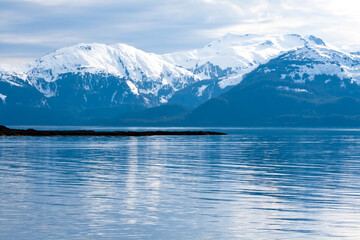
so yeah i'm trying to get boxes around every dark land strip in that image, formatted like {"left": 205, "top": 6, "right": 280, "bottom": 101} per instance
{"left": 0, "top": 125, "right": 227, "bottom": 137}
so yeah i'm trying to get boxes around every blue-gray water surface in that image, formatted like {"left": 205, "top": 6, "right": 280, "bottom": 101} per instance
{"left": 1, "top": 127, "right": 360, "bottom": 239}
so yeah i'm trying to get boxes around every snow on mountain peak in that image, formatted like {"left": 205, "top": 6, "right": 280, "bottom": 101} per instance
{"left": 0, "top": 33, "right": 330, "bottom": 90}
{"left": 1, "top": 33, "right": 359, "bottom": 107}
{"left": 0, "top": 42, "right": 199, "bottom": 99}
{"left": 277, "top": 43, "right": 360, "bottom": 85}
{"left": 27, "top": 42, "right": 194, "bottom": 83}
{"left": 162, "top": 33, "right": 327, "bottom": 88}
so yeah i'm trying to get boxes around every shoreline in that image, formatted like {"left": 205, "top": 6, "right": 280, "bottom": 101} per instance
{"left": 0, "top": 125, "right": 227, "bottom": 137}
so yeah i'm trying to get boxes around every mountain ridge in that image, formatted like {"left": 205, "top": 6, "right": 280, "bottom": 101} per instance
{"left": 2, "top": 33, "right": 360, "bottom": 126}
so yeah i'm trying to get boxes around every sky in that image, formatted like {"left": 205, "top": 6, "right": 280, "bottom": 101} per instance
{"left": 1, "top": 0, "right": 360, "bottom": 64}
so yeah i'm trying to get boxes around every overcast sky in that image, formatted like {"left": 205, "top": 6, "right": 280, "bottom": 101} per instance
{"left": 1, "top": 0, "right": 360, "bottom": 64}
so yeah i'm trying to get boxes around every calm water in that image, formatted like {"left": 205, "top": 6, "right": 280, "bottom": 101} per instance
{"left": 1, "top": 128, "right": 360, "bottom": 239}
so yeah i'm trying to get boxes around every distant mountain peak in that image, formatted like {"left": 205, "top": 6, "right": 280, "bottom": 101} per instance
{"left": 162, "top": 33, "right": 328, "bottom": 89}
{"left": 0, "top": 42, "right": 199, "bottom": 105}
{"left": 211, "top": 33, "right": 326, "bottom": 48}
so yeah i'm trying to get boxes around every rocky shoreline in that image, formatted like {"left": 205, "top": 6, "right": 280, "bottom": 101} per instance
{"left": 0, "top": 125, "right": 227, "bottom": 137}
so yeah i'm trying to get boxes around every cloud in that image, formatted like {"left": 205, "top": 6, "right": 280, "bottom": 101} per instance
{"left": 1, "top": 0, "right": 360, "bottom": 63}
{"left": 0, "top": 33, "right": 80, "bottom": 45}
{"left": 196, "top": 0, "right": 360, "bottom": 47}
{"left": 13, "top": 0, "right": 114, "bottom": 6}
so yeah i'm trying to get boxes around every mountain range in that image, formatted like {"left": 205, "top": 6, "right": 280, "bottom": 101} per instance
{"left": 1, "top": 33, "right": 360, "bottom": 126}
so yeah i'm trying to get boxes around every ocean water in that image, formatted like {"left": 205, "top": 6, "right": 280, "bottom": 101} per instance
{"left": 1, "top": 128, "right": 360, "bottom": 239}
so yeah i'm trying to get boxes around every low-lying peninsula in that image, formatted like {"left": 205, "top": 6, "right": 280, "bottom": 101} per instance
{"left": 0, "top": 125, "right": 226, "bottom": 137}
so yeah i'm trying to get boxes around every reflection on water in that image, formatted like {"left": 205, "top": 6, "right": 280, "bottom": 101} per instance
{"left": 1, "top": 128, "right": 360, "bottom": 239}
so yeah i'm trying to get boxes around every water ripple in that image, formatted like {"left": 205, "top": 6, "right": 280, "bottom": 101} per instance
{"left": 1, "top": 129, "right": 360, "bottom": 239}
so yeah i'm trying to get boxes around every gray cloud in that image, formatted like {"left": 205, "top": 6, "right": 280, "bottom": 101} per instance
{"left": 1, "top": 0, "right": 360, "bottom": 63}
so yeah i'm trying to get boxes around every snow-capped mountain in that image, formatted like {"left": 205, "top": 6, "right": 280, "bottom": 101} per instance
{"left": 2, "top": 33, "right": 360, "bottom": 125}
{"left": 277, "top": 45, "right": 360, "bottom": 84}
{"left": 163, "top": 34, "right": 327, "bottom": 87}
{"left": 0, "top": 43, "right": 198, "bottom": 107}
{"left": 187, "top": 39, "right": 360, "bottom": 126}
{"left": 163, "top": 34, "right": 338, "bottom": 107}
